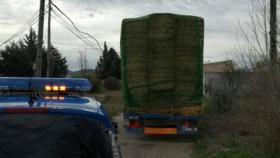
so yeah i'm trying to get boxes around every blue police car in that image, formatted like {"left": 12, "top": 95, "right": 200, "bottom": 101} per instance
{"left": 0, "top": 77, "right": 120, "bottom": 158}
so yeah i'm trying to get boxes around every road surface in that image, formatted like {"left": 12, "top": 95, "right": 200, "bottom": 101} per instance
{"left": 114, "top": 114, "right": 195, "bottom": 158}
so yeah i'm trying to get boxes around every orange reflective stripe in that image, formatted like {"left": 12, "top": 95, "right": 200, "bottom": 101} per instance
{"left": 144, "top": 127, "right": 177, "bottom": 135}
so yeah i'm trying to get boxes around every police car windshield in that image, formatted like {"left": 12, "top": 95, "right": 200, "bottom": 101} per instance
{"left": 0, "top": 114, "right": 111, "bottom": 158}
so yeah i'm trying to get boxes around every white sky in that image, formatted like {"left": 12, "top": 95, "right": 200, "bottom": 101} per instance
{"left": 0, "top": 0, "right": 250, "bottom": 71}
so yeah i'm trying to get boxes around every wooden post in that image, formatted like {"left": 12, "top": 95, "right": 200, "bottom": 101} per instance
{"left": 47, "top": 0, "right": 52, "bottom": 77}
{"left": 35, "top": 0, "right": 45, "bottom": 77}
{"left": 270, "top": 0, "right": 277, "bottom": 70}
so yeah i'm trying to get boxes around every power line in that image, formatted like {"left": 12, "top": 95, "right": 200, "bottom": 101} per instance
{"left": 9, "top": 11, "right": 39, "bottom": 40}
{"left": 52, "top": 14, "right": 95, "bottom": 48}
{"left": 51, "top": 2, "right": 103, "bottom": 53}
{"left": 51, "top": 9, "right": 98, "bottom": 48}
{"left": 0, "top": 17, "right": 38, "bottom": 47}
{"left": 0, "top": 8, "right": 49, "bottom": 48}
{"left": 51, "top": 3, "right": 102, "bottom": 51}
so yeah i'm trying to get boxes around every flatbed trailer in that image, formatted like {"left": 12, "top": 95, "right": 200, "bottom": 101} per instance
{"left": 120, "top": 13, "right": 204, "bottom": 135}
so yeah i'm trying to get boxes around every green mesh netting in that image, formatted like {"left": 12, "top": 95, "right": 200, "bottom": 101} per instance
{"left": 120, "top": 13, "right": 204, "bottom": 112}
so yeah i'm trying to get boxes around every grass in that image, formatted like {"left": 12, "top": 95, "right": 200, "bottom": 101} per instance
{"left": 192, "top": 97, "right": 255, "bottom": 158}
{"left": 214, "top": 149, "right": 253, "bottom": 158}
{"left": 193, "top": 143, "right": 254, "bottom": 158}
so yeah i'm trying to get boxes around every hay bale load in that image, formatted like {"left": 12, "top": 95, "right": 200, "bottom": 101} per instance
{"left": 121, "top": 13, "right": 204, "bottom": 113}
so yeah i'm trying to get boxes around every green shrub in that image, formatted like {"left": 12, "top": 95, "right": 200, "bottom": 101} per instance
{"left": 84, "top": 74, "right": 102, "bottom": 93}
{"left": 103, "top": 77, "right": 121, "bottom": 91}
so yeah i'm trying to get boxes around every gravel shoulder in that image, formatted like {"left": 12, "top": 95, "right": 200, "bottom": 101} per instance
{"left": 114, "top": 114, "right": 195, "bottom": 158}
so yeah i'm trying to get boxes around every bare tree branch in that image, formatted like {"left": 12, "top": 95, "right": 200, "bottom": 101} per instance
{"left": 235, "top": 0, "right": 279, "bottom": 70}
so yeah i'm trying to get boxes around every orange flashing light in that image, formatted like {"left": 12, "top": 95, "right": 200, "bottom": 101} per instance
{"left": 59, "top": 85, "right": 66, "bottom": 91}
{"left": 52, "top": 85, "right": 59, "bottom": 91}
{"left": 45, "top": 85, "right": 67, "bottom": 92}
{"left": 45, "top": 85, "right": 52, "bottom": 91}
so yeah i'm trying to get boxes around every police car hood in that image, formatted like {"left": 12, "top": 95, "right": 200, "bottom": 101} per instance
{"left": 0, "top": 95, "right": 113, "bottom": 129}
{"left": 0, "top": 96, "right": 104, "bottom": 115}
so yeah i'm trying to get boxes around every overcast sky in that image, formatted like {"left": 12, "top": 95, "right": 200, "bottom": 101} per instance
{"left": 0, "top": 0, "right": 250, "bottom": 71}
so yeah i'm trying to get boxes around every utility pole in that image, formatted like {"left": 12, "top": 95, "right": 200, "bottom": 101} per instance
{"left": 34, "top": 0, "right": 45, "bottom": 77}
{"left": 84, "top": 47, "right": 87, "bottom": 77}
{"left": 270, "top": 0, "right": 277, "bottom": 70}
{"left": 47, "top": 0, "right": 52, "bottom": 77}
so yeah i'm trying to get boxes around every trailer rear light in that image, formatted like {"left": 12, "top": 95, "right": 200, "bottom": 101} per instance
{"left": 129, "top": 120, "right": 143, "bottom": 128}
{"left": 4, "top": 108, "right": 48, "bottom": 114}
{"left": 184, "top": 121, "right": 190, "bottom": 127}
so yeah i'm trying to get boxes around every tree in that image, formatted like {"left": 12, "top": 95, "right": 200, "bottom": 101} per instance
{"left": 0, "top": 28, "right": 68, "bottom": 77}
{"left": 235, "top": 0, "right": 279, "bottom": 70}
{"left": 77, "top": 49, "right": 88, "bottom": 77}
{"left": 210, "top": 1, "right": 280, "bottom": 157}
{"left": 78, "top": 51, "right": 85, "bottom": 73}
{"left": 95, "top": 42, "right": 121, "bottom": 79}
{"left": 45, "top": 46, "right": 68, "bottom": 77}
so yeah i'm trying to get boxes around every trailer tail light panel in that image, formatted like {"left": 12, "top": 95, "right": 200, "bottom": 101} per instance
{"left": 128, "top": 120, "right": 143, "bottom": 128}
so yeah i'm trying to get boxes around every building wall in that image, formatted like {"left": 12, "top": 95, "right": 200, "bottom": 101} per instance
{"left": 203, "top": 61, "right": 233, "bottom": 95}
{"left": 204, "top": 72, "right": 225, "bottom": 95}
{"left": 203, "top": 60, "right": 233, "bottom": 73}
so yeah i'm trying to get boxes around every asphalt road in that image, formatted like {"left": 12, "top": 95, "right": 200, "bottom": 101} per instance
{"left": 114, "top": 114, "right": 195, "bottom": 158}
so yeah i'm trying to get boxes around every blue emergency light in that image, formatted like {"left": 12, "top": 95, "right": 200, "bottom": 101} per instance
{"left": 0, "top": 77, "right": 92, "bottom": 91}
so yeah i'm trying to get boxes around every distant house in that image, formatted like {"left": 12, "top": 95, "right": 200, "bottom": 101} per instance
{"left": 203, "top": 60, "right": 233, "bottom": 95}
{"left": 203, "top": 60, "right": 233, "bottom": 73}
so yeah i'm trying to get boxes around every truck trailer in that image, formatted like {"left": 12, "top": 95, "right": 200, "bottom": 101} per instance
{"left": 120, "top": 13, "right": 204, "bottom": 135}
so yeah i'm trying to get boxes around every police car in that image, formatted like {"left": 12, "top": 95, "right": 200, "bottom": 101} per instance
{"left": 0, "top": 77, "right": 120, "bottom": 158}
